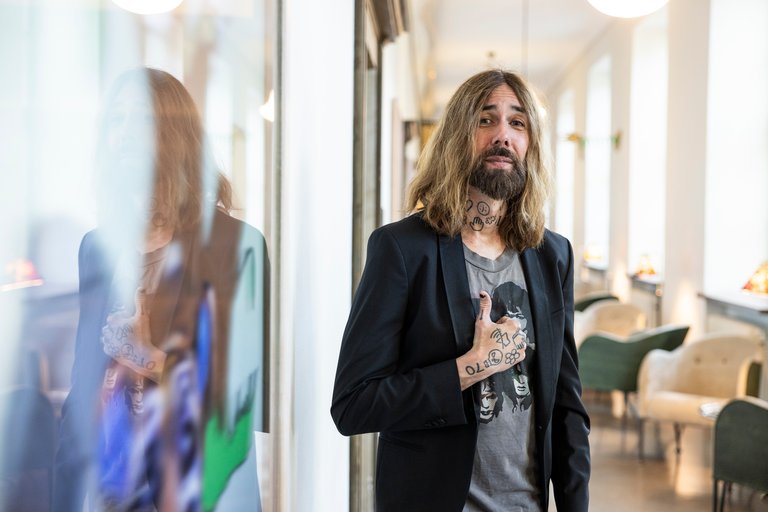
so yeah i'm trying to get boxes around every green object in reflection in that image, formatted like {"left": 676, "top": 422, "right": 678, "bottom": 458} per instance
{"left": 202, "top": 405, "right": 254, "bottom": 511}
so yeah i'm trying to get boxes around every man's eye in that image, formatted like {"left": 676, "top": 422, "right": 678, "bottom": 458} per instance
{"left": 512, "top": 119, "right": 526, "bottom": 128}
{"left": 479, "top": 118, "right": 492, "bottom": 125}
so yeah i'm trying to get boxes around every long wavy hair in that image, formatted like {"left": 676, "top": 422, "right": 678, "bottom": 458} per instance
{"left": 406, "top": 69, "right": 552, "bottom": 251}
{"left": 97, "top": 67, "right": 232, "bottom": 235}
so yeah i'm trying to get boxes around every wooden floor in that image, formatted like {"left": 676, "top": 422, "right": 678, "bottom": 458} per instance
{"left": 552, "top": 392, "right": 768, "bottom": 512}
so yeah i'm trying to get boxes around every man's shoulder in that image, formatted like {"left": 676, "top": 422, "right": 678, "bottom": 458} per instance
{"left": 542, "top": 228, "right": 570, "bottom": 250}
{"left": 376, "top": 211, "right": 436, "bottom": 239}
{"left": 527, "top": 228, "right": 572, "bottom": 260}
{"left": 369, "top": 212, "right": 443, "bottom": 257}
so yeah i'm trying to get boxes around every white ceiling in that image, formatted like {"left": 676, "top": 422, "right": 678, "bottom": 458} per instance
{"left": 409, "top": 0, "right": 615, "bottom": 117}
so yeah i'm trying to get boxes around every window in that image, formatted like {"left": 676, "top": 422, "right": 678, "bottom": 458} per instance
{"left": 583, "top": 56, "right": 612, "bottom": 267}
{"left": 554, "top": 89, "right": 576, "bottom": 241}
{"left": 628, "top": 7, "right": 668, "bottom": 278}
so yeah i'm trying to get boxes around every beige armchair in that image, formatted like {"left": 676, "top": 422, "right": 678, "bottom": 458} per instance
{"left": 636, "top": 333, "right": 763, "bottom": 459}
{"left": 574, "top": 301, "right": 647, "bottom": 348}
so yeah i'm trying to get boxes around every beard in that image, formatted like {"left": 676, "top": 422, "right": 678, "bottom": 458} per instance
{"left": 468, "top": 146, "right": 527, "bottom": 201}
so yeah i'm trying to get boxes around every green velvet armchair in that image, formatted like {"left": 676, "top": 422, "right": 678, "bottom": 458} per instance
{"left": 713, "top": 397, "right": 768, "bottom": 512}
{"left": 573, "top": 291, "right": 618, "bottom": 312}
{"left": 578, "top": 323, "right": 690, "bottom": 400}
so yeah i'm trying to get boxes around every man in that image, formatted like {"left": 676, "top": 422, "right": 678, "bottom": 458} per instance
{"left": 331, "top": 69, "right": 590, "bottom": 511}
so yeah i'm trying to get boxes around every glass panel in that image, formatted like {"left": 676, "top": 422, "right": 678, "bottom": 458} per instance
{"left": 0, "top": 2, "right": 277, "bottom": 511}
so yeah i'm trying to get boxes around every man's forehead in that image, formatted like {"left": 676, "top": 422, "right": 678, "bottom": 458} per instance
{"left": 482, "top": 84, "right": 525, "bottom": 113}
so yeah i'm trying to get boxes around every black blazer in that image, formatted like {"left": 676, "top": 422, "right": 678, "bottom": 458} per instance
{"left": 331, "top": 213, "right": 590, "bottom": 512}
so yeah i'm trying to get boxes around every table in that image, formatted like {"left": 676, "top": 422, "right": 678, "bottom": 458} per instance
{"left": 699, "top": 290, "right": 768, "bottom": 398}
{"left": 629, "top": 274, "right": 663, "bottom": 326}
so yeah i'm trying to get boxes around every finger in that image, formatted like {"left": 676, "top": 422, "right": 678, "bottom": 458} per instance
{"left": 476, "top": 291, "right": 492, "bottom": 321}
{"left": 134, "top": 287, "right": 148, "bottom": 317}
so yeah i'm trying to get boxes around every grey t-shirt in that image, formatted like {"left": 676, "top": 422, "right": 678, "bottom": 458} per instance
{"left": 462, "top": 245, "right": 541, "bottom": 512}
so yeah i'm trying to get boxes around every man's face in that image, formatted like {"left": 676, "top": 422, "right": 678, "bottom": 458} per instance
{"left": 105, "top": 81, "right": 156, "bottom": 217}
{"left": 473, "top": 84, "right": 529, "bottom": 165}
{"left": 469, "top": 84, "right": 530, "bottom": 200}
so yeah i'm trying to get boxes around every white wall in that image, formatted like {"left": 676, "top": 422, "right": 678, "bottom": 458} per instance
{"left": 281, "top": 0, "right": 354, "bottom": 510}
{"left": 628, "top": 9, "right": 668, "bottom": 277}
{"left": 547, "top": 1, "right": 768, "bottom": 337}
{"left": 704, "top": 0, "right": 768, "bottom": 293}
{"left": 547, "top": 19, "right": 636, "bottom": 302}
{"left": 663, "top": 0, "right": 710, "bottom": 335}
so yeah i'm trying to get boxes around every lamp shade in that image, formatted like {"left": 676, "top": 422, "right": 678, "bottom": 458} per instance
{"left": 112, "top": 0, "right": 183, "bottom": 15}
{"left": 587, "top": 0, "right": 668, "bottom": 18}
{"left": 743, "top": 261, "right": 768, "bottom": 295}
{"left": 1, "top": 258, "right": 43, "bottom": 292}
{"left": 633, "top": 255, "right": 657, "bottom": 277}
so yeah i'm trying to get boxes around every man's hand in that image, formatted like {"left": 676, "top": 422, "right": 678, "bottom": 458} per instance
{"left": 101, "top": 287, "right": 166, "bottom": 382}
{"left": 456, "top": 290, "right": 527, "bottom": 391}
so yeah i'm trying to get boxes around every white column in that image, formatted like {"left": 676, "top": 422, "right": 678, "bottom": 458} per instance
{"left": 281, "top": 0, "right": 355, "bottom": 510}
{"left": 663, "top": 0, "right": 711, "bottom": 337}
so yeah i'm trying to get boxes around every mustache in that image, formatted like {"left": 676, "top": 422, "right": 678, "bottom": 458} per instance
{"left": 478, "top": 146, "right": 520, "bottom": 162}
{"left": 469, "top": 146, "right": 527, "bottom": 201}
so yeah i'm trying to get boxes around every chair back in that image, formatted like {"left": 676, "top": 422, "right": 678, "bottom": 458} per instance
{"left": 581, "top": 302, "right": 647, "bottom": 338}
{"left": 579, "top": 324, "right": 689, "bottom": 392}
{"left": 672, "top": 334, "right": 761, "bottom": 397}
{"left": 713, "top": 398, "right": 768, "bottom": 494}
{"left": 574, "top": 291, "right": 618, "bottom": 312}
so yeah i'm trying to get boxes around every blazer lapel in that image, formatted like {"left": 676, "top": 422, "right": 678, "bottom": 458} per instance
{"left": 439, "top": 233, "right": 474, "bottom": 353}
{"left": 520, "top": 247, "right": 557, "bottom": 430}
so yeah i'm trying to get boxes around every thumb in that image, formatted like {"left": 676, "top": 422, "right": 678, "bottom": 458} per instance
{"left": 134, "top": 287, "right": 148, "bottom": 317}
{"left": 476, "top": 290, "right": 492, "bottom": 322}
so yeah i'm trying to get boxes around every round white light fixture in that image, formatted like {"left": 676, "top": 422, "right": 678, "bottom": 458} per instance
{"left": 587, "top": 0, "right": 668, "bottom": 18}
{"left": 112, "top": 0, "right": 184, "bottom": 15}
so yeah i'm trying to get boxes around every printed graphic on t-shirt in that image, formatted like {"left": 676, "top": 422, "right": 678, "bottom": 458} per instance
{"left": 477, "top": 281, "right": 535, "bottom": 424}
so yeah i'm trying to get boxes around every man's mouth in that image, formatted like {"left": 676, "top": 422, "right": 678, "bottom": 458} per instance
{"left": 485, "top": 155, "right": 513, "bottom": 164}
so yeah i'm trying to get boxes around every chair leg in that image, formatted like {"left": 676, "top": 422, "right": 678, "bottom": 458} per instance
{"left": 637, "top": 418, "right": 644, "bottom": 462}
{"left": 673, "top": 422, "right": 683, "bottom": 465}
{"left": 621, "top": 391, "right": 629, "bottom": 432}
{"left": 713, "top": 479, "right": 719, "bottom": 512}
{"left": 718, "top": 481, "right": 728, "bottom": 512}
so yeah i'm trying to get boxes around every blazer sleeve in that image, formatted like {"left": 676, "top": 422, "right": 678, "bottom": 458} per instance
{"left": 53, "top": 231, "right": 109, "bottom": 512}
{"left": 331, "top": 226, "right": 467, "bottom": 436}
{"left": 551, "top": 239, "right": 591, "bottom": 511}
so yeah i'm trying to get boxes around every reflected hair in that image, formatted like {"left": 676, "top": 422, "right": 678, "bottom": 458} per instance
{"left": 406, "top": 69, "right": 552, "bottom": 251}
{"left": 98, "top": 67, "right": 232, "bottom": 233}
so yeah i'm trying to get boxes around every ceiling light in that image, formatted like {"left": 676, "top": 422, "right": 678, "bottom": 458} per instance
{"left": 587, "top": 0, "right": 668, "bottom": 18}
{"left": 112, "top": 0, "right": 184, "bottom": 15}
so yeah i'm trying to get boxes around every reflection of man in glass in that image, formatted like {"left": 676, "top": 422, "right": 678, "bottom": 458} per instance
{"left": 54, "top": 67, "right": 269, "bottom": 512}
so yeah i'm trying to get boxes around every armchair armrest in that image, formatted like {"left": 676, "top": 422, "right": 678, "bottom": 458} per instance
{"left": 637, "top": 349, "right": 679, "bottom": 417}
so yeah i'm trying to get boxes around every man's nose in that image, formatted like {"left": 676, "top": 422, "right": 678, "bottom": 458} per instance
{"left": 492, "top": 126, "right": 512, "bottom": 147}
